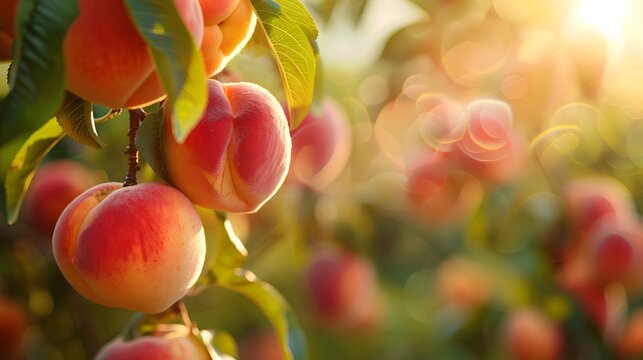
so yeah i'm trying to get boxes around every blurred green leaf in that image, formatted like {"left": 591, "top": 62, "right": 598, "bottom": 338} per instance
{"left": 218, "top": 270, "right": 307, "bottom": 360}
{"left": 56, "top": 92, "right": 102, "bottom": 149}
{"left": 0, "top": 0, "right": 78, "bottom": 145}
{"left": 135, "top": 107, "right": 166, "bottom": 180}
{"left": 206, "top": 212, "right": 249, "bottom": 278}
{"left": 208, "top": 330, "right": 239, "bottom": 358}
{"left": 5, "top": 119, "right": 65, "bottom": 224}
{"left": 250, "top": 0, "right": 319, "bottom": 130}
{"left": 124, "top": 0, "right": 207, "bottom": 144}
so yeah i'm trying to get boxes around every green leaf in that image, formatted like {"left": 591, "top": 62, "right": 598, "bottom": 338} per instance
{"left": 0, "top": 0, "right": 78, "bottom": 146}
{"left": 250, "top": 0, "right": 319, "bottom": 130}
{"left": 56, "top": 92, "right": 102, "bottom": 149}
{"left": 206, "top": 212, "right": 248, "bottom": 278}
{"left": 135, "top": 107, "right": 166, "bottom": 180}
{"left": 5, "top": 119, "right": 65, "bottom": 224}
{"left": 125, "top": 0, "right": 207, "bottom": 144}
{"left": 218, "top": 270, "right": 307, "bottom": 360}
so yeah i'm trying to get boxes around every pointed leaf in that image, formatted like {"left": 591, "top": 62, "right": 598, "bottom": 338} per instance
{"left": 218, "top": 270, "right": 307, "bottom": 360}
{"left": 125, "top": 0, "right": 207, "bottom": 143}
{"left": 205, "top": 212, "right": 248, "bottom": 278}
{"left": 135, "top": 107, "right": 166, "bottom": 180}
{"left": 56, "top": 92, "right": 102, "bottom": 149}
{"left": 250, "top": 0, "right": 319, "bottom": 130}
{"left": 0, "top": 0, "right": 78, "bottom": 145}
{"left": 5, "top": 119, "right": 65, "bottom": 224}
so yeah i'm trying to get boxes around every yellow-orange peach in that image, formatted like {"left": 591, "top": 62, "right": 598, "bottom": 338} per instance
{"left": 0, "top": 0, "right": 19, "bottom": 61}
{"left": 504, "top": 308, "right": 561, "bottom": 360}
{"left": 289, "top": 99, "right": 352, "bottom": 190}
{"left": 162, "top": 79, "right": 291, "bottom": 213}
{"left": 435, "top": 257, "right": 492, "bottom": 312}
{"left": 53, "top": 182, "right": 206, "bottom": 313}
{"left": 96, "top": 333, "right": 209, "bottom": 360}
{"left": 22, "top": 160, "right": 101, "bottom": 237}
{"left": 63, "top": 0, "right": 204, "bottom": 108}
{"left": 199, "top": 0, "right": 256, "bottom": 76}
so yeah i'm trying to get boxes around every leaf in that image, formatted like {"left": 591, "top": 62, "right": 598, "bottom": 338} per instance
{"left": 0, "top": 0, "right": 78, "bottom": 146}
{"left": 135, "top": 107, "right": 166, "bottom": 180}
{"left": 56, "top": 92, "right": 102, "bottom": 149}
{"left": 4, "top": 119, "right": 65, "bottom": 224}
{"left": 250, "top": 0, "right": 319, "bottom": 130}
{"left": 205, "top": 212, "right": 248, "bottom": 279}
{"left": 125, "top": 0, "right": 207, "bottom": 144}
{"left": 218, "top": 270, "right": 307, "bottom": 360}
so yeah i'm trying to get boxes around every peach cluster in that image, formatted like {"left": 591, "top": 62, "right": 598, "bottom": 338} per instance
{"left": 63, "top": 0, "right": 256, "bottom": 108}
{"left": 53, "top": 182, "right": 206, "bottom": 314}
{"left": 162, "top": 79, "right": 291, "bottom": 213}
{"left": 406, "top": 98, "right": 524, "bottom": 224}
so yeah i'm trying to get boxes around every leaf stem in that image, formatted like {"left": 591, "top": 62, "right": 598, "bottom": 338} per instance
{"left": 124, "top": 108, "right": 146, "bottom": 187}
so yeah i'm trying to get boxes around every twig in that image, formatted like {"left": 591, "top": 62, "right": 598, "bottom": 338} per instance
{"left": 123, "top": 108, "right": 146, "bottom": 187}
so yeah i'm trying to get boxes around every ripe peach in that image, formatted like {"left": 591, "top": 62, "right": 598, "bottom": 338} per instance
{"left": 0, "top": 297, "right": 28, "bottom": 360}
{"left": 0, "top": 0, "right": 19, "bottom": 61}
{"left": 503, "top": 308, "right": 561, "bottom": 360}
{"left": 22, "top": 160, "right": 101, "bottom": 237}
{"left": 434, "top": 257, "right": 492, "bottom": 312}
{"left": 96, "top": 333, "right": 209, "bottom": 360}
{"left": 618, "top": 310, "right": 643, "bottom": 357}
{"left": 199, "top": 0, "right": 257, "bottom": 76}
{"left": 563, "top": 176, "right": 636, "bottom": 232}
{"left": 289, "top": 99, "right": 352, "bottom": 190}
{"left": 63, "top": 0, "right": 204, "bottom": 108}
{"left": 238, "top": 330, "right": 285, "bottom": 360}
{"left": 53, "top": 182, "right": 206, "bottom": 313}
{"left": 162, "top": 79, "right": 291, "bottom": 213}
{"left": 305, "top": 249, "right": 381, "bottom": 330}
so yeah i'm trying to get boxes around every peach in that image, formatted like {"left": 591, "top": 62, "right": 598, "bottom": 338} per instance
{"left": 289, "top": 99, "right": 352, "bottom": 190}
{"left": 96, "top": 333, "right": 209, "bottom": 360}
{"left": 162, "top": 79, "right": 291, "bottom": 213}
{"left": 63, "top": 0, "right": 204, "bottom": 108}
{"left": 563, "top": 176, "right": 636, "bottom": 232}
{"left": 305, "top": 249, "right": 381, "bottom": 330}
{"left": 22, "top": 160, "right": 101, "bottom": 237}
{"left": 238, "top": 330, "right": 285, "bottom": 360}
{"left": 618, "top": 310, "right": 643, "bottom": 357}
{"left": 434, "top": 257, "right": 492, "bottom": 312}
{"left": 53, "top": 182, "right": 206, "bottom": 313}
{"left": 199, "top": 0, "right": 256, "bottom": 76}
{"left": 0, "top": 297, "right": 28, "bottom": 360}
{"left": 503, "top": 308, "right": 561, "bottom": 360}
{"left": 0, "top": 0, "right": 19, "bottom": 61}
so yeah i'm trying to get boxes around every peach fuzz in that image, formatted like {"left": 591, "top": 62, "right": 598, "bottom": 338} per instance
{"left": 63, "top": 0, "right": 204, "bottom": 108}
{"left": 0, "top": 0, "right": 19, "bottom": 61}
{"left": 53, "top": 182, "right": 206, "bottom": 314}
{"left": 22, "top": 160, "right": 101, "bottom": 237}
{"left": 0, "top": 297, "right": 28, "bottom": 360}
{"left": 199, "top": 0, "right": 256, "bottom": 76}
{"left": 289, "top": 99, "right": 352, "bottom": 190}
{"left": 96, "top": 333, "right": 209, "bottom": 360}
{"left": 503, "top": 308, "right": 561, "bottom": 360}
{"left": 305, "top": 249, "right": 381, "bottom": 330}
{"left": 162, "top": 79, "right": 291, "bottom": 213}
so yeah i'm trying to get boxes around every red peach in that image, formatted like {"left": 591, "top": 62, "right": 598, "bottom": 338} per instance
{"left": 53, "top": 182, "right": 206, "bottom": 313}
{"left": 238, "top": 330, "right": 285, "bottom": 360}
{"left": 0, "top": 297, "right": 28, "bottom": 360}
{"left": 22, "top": 160, "right": 101, "bottom": 237}
{"left": 305, "top": 249, "right": 381, "bottom": 330}
{"left": 504, "top": 308, "right": 562, "bottom": 360}
{"left": 563, "top": 176, "right": 636, "bottom": 232}
{"left": 289, "top": 99, "right": 352, "bottom": 190}
{"left": 63, "top": 0, "right": 204, "bottom": 108}
{"left": 0, "top": 0, "right": 19, "bottom": 61}
{"left": 162, "top": 79, "right": 291, "bottom": 213}
{"left": 96, "top": 333, "right": 209, "bottom": 360}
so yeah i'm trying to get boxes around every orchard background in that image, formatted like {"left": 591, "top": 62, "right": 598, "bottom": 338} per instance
{"left": 2, "top": 0, "right": 643, "bottom": 359}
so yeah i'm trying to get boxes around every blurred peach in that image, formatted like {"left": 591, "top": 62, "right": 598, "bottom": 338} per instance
{"left": 0, "top": 296, "right": 28, "bottom": 360}
{"left": 435, "top": 257, "right": 492, "bottom": 312}
{"left": 503, "top": 308, "right": 562, "bottom": 360}
{"left": 238, "top": 330, "right": 284, "bottom": 360}
{"left": 618, "top": 310, "right": 643, "bottom": 357}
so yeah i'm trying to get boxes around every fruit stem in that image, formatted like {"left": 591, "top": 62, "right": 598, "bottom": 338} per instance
{"left": 124, "top": 108, "right": 146, "bottom": 187}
